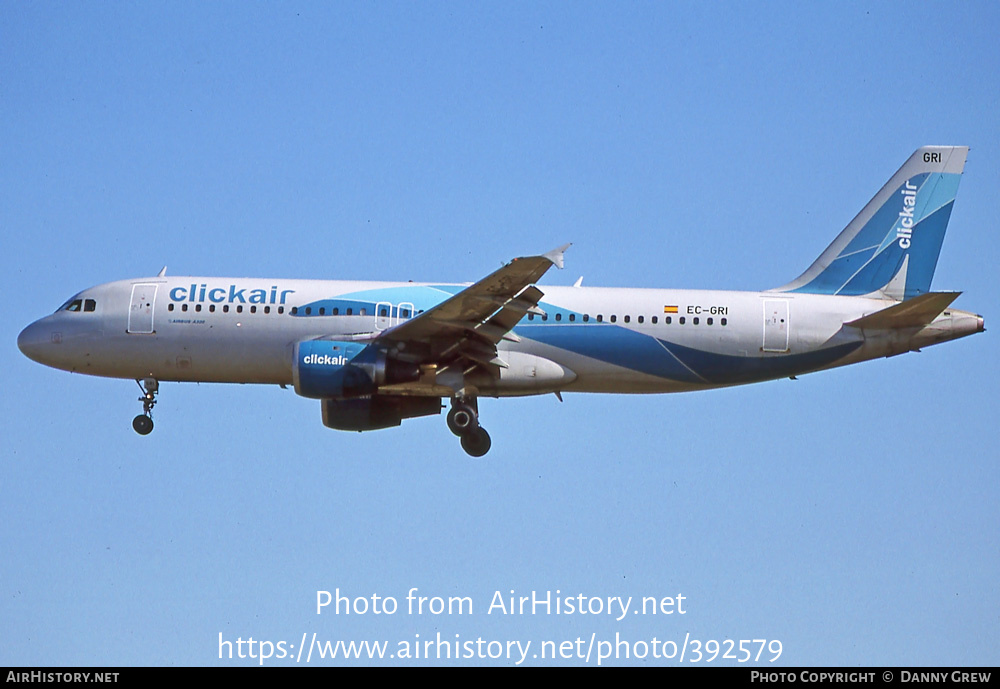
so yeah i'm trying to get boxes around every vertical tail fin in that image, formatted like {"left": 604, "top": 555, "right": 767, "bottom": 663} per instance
{"left": 774, "top": 146, "right": 968, "bottom": 300}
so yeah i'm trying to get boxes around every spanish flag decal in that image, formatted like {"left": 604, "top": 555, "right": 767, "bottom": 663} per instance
{"left": 663, "top": 305, "right": 679, "bottom": 314}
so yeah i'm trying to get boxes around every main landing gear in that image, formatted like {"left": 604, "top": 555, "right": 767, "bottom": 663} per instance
{"left": 132, "top": 377, "right": 158, "bottom": 435}
{"left": 447, "top": 397, "right": 491, "bottom": 457}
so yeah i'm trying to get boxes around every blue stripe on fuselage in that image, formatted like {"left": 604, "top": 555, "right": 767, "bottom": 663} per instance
{"left": 518, "top": 323, "right": 862, "bottom": 385}
{"left": 517, "top": 323, "right": 706, "bottom": 383}
{"left": 662, "top": 338, "right": 862, "bottom": 384}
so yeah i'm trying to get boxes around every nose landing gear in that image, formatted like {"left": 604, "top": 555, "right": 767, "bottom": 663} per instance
{"left": 447, "top": 397, "right": 491, "bottom": 457}
{"left": 132, "top": 378, "right": 158, "bottom": 435}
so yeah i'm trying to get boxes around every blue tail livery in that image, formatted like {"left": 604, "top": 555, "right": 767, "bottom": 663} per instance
{"left": 775, "top": 146, "right": 968, "bottom": 300}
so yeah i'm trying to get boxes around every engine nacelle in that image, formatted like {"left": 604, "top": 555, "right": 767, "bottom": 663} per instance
{"left": 322, "top": 396, "right": 441, "bottom": 432}
{"left": 293, "top": 340, "right": 419, "bottom": 400}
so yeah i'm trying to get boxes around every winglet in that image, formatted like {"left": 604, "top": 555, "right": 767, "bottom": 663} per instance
{"left": 543, "top": 243, "right": 571, "bottom": 270}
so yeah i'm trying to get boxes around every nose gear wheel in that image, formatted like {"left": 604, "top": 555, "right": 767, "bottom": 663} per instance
{"left": 133, "top": 378, "right": 158, "bottom": 435}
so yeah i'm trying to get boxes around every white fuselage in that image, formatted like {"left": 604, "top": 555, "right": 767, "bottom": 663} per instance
{"left": 17, "top": 276, "right": 983, "bottom": 397}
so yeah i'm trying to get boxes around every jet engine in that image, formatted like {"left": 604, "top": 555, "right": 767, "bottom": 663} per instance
{"left": 293, "top": 340, "right": 420, "bottom": 400}
{"left": 321, "top": 396, "right": 441, "bottom": 431}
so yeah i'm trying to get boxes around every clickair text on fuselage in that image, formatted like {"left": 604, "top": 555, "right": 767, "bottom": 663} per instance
{"left": 169, "top": 284, "right": 296, "bottom": 305}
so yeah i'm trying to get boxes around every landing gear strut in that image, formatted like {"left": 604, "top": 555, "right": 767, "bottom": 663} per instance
{"left": 133, "top": 378, "right": 158, "bottom": 435}
{"left": 448, "top": 397, "right": 491, "bottom": 457}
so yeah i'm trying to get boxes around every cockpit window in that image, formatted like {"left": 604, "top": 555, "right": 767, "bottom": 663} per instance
{"left": 57, "top": 297, "right": 97, "bottom": 313}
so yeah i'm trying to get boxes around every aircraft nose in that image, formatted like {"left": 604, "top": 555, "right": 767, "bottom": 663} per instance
{"left": 17, "top": 320, "right": 50, "bottom": 363}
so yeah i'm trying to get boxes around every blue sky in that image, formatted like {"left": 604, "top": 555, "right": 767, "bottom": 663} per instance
{"left": 2, "top": 2, "right": 997, "bottom": 666}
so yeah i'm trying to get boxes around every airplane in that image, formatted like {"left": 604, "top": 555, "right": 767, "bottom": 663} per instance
{"left": 17, "top": 146, "right": 984, "bottom": 457}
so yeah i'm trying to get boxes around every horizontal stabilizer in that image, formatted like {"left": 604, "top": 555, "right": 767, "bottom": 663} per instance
{"left": 846, "top": 292, "right": 960, "bottom": 330}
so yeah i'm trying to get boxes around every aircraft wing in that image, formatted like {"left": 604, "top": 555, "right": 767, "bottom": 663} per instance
{"left": 376, "top": 244, "right": 569, "bottom": 372}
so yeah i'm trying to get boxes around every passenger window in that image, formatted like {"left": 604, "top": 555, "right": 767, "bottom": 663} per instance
{"left": 652, "top": 316, "right": 658, "bottom": 324}
{"left": 305, "top": 307, "right": 312, "bottom": 315}
{"left": 721, "top": 318, "right": 727, "bottom": 326}
{"left": 583, "top": 314, "right": 589, "bottom": 322}
{"left": 679, "top": 316, "right": 685, "bottom": 324}
{"left": 665, "top": 316, "right": 672, "bottom": 324}
{"left": 555, "top": 314, "right": 562, "bottom": 322}
{"left": 346, "top": 308, "right": 353, "bottom": 316}
{"left": 224, "top": 305, "right": 231, "bottom": 313}
{"left": 319, "top": 307, "right": 325, "bottom": 315}
{"left": 333, "top": 308, "right": 339, "bottom": 315}
{"left": 569, "top": 314, "right": 575, "bottom": 322}
{"left": 624, "top": 315, "right": 630, "bottom": 323}
{"left": 707, "top": 317, "right": 713, "bottom": 325}
{"left": 182, "top": 304, "right": 188, "bottom": 312}
{"left": 610, "top": 315, "right": 617, "bottom": 323}
{"left": 597, "top": 315, "right": 603, "bottom": 322}
{"left": 638, "top": 315, "right": 644, "bottom": 324}
{"left": 693, "top": 317, "right": 699, "bottom": 325}
{"left": 250, "top": 306, "right": 257, "bottom": 314}
{"left": 237, "top": 305, "right": 243, "bottom": 314}
{"left": 168, "top": 303, "right": 175, "bottom": 312}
